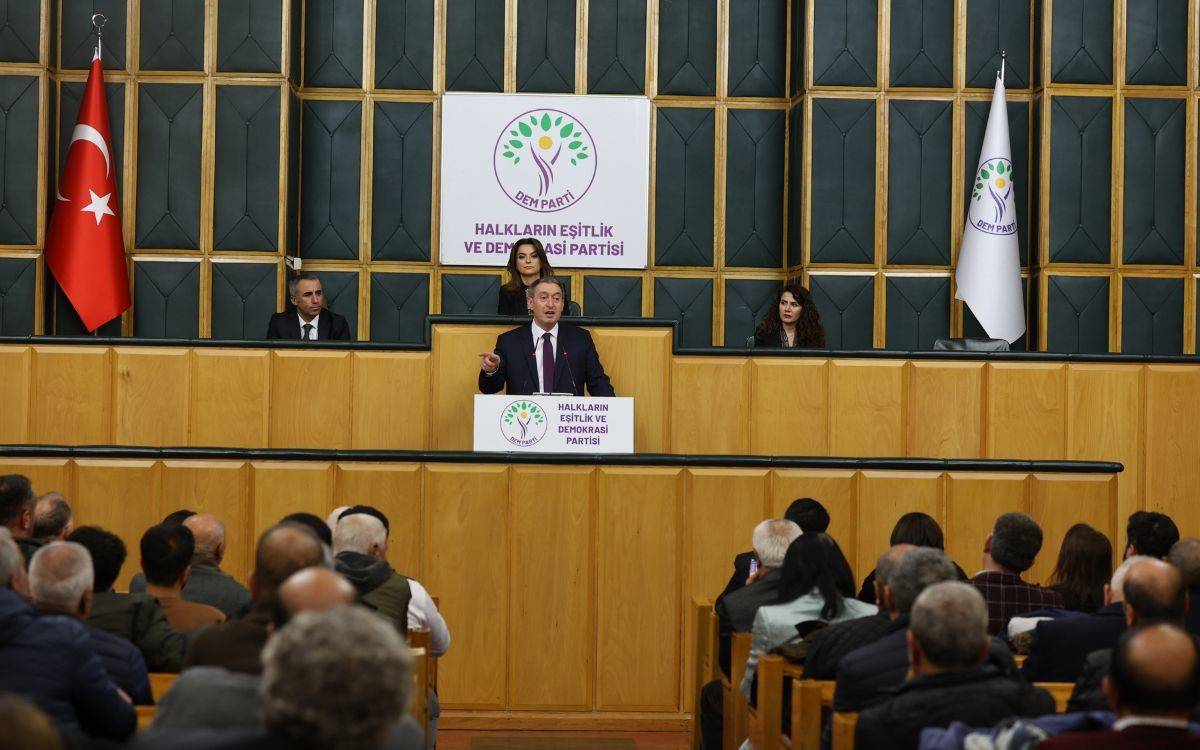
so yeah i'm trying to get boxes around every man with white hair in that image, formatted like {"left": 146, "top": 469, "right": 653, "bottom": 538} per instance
{"left": 30, "top": 492, "right": 73, "bottom": 541}
{"left": 332, "top": 509, "right": 449, "bottom": 656}
{"left": 0, "top": 528, "right": 136, "bottom": 742}
{"left": 1023, "top": 555, "right": 1143, "bottom": 682}
{"left": 855, "top": 582, "right": 1055, "bottom": 749}
{"left": 29, "top": 541, "right": 152, "bottom": 704}
{"left": 131, "top": 512, "right": 253, "bottom": 617}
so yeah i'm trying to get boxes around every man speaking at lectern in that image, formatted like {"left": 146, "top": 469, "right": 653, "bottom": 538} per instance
{"left": 478, "top": 276, "right": 614, "bottom": 397}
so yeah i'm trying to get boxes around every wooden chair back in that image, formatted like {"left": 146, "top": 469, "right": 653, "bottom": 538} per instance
{"left": 148, "top": 672, "right": 176, "bottom": 703}
{"left": 408, "top": 628, "right": 437, "bottom": 742}
{"left": 691, "top": 597, "right": 715, "bottom": 750}
{"left": 1034, "top": 681, "right": 1074, "bottom": 713}
{"left": 724, "top": 631, "right": 752, "bottom": 749}
{"left": 790, "top": 679, "right": 833, "bottom": 750}
{"left": 135, "top": 705, "right": 156, "bottom": 731}
{"left": 831, "top": 711, "right": 857, "bottom": 750}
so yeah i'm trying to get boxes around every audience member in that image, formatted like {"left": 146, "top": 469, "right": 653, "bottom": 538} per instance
{"left": 28, "top": 541, "right": 152, "bottom": 704}
{"left": 699, "top": 518, "right": 801, "bottom": 750}
{"left": 856, "top": 513, "right": 968, "bottom": 604}
{"left": 719, "top": 498, "right": 829, "bottom": 600}
{"left": 140, "top": 524, "right": 226, "bottom": 633}
{"left": 834, "top": 547, "right": 1020, "bottom": 712}
{"left": 333, "top": 510, "right": 449, "bottom": 654}
{"left": 68, "top": 525, "right": 187, "bottom": 673}
{"left": 854, "top": 582, "right": 1054, "bottom": 750}
{"left": 280, "top": 512, "right": 333, "bottom": 547}
{"left": 0, "top": 474, "right": 40, "bottom": 562}
{"left": 151, "top": 567, "right": 357, "bottom": 731}
{"left": 1041, "top": 623, "right": 1200, "bottom": 749}
{"left": 1125, "top": 511, "right": 1180, "bottom": 560}
{"left": 0, "top": 693, "right": 63, "bottom": 750}
{"left": 1023, "top": 554, "right": 1141, "bottom": 683}
{"left": 1068, "top": 557, "right": 1189, "bottom": 711}
{"left": 184, "top": 522, "right": 325, "bottom": 674}
{"left": 134, "top": 606, "right": 419, "bottom": 750}
{"left": 804, "top": 544, "right": 913, "bottom": 679}
{"left": 972, "top": 512, "right": 1064, "bottom": 634}
{"left": 161, "top": 509, "right": 196, "bottom": 526}
{"left": 0, "top": 528, "right": 136, "bottom": 742}
{"left": 130, "top": 512, "right": 253, "bottom": 617}
{"left": 715, "top": 518, "right": 801, "bottom": 674}
{"left": 740, "top": 534, "right": 874, "bottom": 700}
{"left": 29, "top": 493, "right": 73, "bottom": 541}
{"left": 1168, "top": 537, "right": 1200, "bottom": 635}
{"left": 1046, "top": 523, "right": 1113, "bottom": 614}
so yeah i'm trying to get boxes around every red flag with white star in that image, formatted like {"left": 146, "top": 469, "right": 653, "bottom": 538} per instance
{"left": 44, "top": 53, "right": 129, "bottom": 332}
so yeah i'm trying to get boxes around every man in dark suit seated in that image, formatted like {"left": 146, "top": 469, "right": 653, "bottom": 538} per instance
{"left": 478, "top": 276, "right": 613, "bottom": 396}
{"left": 265, "top": 272, "right": 353, "bottom": 341}
{"left": 1023, "top": 554, "right": 1141, "bottom": 682}
{"left": 1068, "top": 557, "right": 1189, "bottom": 712}
{"left": 1125, "top": 510, "right": 1179, "bottom": 560}
{"left": 855, "top": 582, "right": 1055, "bottom": 750}
{"left": 719, "top": 498, "right": 830, "bottom": 601}
{"left": 1040, "top": 623, "right": 1200, "bottom": 749}
{"left": 1168, "top": 538, "right": 1200, "bottom": 636}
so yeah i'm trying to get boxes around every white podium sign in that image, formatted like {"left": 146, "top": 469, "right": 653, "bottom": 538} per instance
{"left": 473, "top": 395, "right": 634, "bottom": 453}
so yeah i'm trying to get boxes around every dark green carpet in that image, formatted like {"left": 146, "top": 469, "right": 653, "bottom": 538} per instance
{"left": 469, "top": 739, "right": 637, "bottom": 750}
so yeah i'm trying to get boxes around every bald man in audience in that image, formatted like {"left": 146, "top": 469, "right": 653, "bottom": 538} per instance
{"left": 1068, "top": 556, "right": 1189, "bottom": 712}
{"left": 1169, "top": 538, "right": 1200, "bottom": 635}
{"left": 150, "top": 567, "right": 357, "bottom": 732}
{"left": 1041, "top": 623, "right": 1200, "bottom": 749}
{"left": 131, "top": 512, "right": 253, "bottom": 617}
{"left": 184, "top": 522, "right": 325, "bottom": 675}
{"left": 30, "top": 493, "right": 72, "bottom": 541}
{"left": 29, "top": 542, "right": 152, "bottom": 704}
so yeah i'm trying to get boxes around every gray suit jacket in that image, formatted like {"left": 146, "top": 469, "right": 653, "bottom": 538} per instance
{"left": 130, "top": 561, "right": 253, "bottom": 618}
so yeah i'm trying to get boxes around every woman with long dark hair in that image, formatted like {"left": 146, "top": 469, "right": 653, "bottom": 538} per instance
{"left": 739, "top": 534, "right": 875, "bottom": 698}
{"left": 1048, "top": 523, "right": 1112, "bottom": 613}
{"left": 856, "top": 512, "right": 969, "bottom": 603}
{"left": 497, "top": 237, "right": 570, "bottom": 315}
{"left": 753, "top": 280, "right": 825, "bottom": 348}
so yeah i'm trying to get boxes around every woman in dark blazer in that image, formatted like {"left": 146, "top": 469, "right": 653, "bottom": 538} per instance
{"left": 497, "top": 237, "right": 571, "bottom": 315}
{"left": 753, "top": 280, "right": 825, "bottom": 348}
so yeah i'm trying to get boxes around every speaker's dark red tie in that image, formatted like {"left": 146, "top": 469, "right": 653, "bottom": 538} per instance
{"left": 541, "top": 332, "right": 555, "bottom": 392}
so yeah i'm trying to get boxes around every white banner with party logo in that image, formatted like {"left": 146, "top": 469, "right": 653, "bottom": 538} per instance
{"left": 473, "top": 395, "right": 635, "bottom": 453}
{"left": 439, "top": 93, "right": 650, "bottom": 269}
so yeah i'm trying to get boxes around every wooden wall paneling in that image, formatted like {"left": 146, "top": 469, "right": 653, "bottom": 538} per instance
{"left": 160, "top": 460, "right": 252, "bottom": 584}
{"left": 249, "top": 462, "right": 335, "bottom": 543}
{"left": 0, "top": 347, "right": 30, "bottom": 443}
{"left": 506, "top": 466, "right": 594, "bottom": 710}
{"left": 190, "top": 349, "right": 270, "bottom": 448}
{"left": 72, "top": 460, "right": 161, "bottom": 591}
{"left": 985, "top": 363, "right": 1067, "bottom": 459}
{"left": 943, "top": 472, "right": 1030, "bottom": 577}
{"left": 1144, "top": 365, "right": 1200, "bottom": 533}
{"left": 906, "top": 361, "right": 984, "bottom": 458}
{"left": 430, "top": 323, "right": 509, "bottom": 450}
{"left": 422, "top": 464, "right": 509, "bottom": 708}
{"left": 856, "top": 471, "right": 943, "bottom": 582}
{"left": 30, "top": 346, "right": 112, "bottom": 444}
{"left": 350, "top": 352, "right": 431, "bottom": 450}
{"left": 768, "top": 470, "right": 858, "bottom": 576}
{"left": 0, "top": 459, "right": 74, "bottom": 502}
{"left": 333, "top": 463, "right": 424, "bottom": 582}
{"left": 748, "top": 358, "right": 829, "bottom": 456}
{"left": 669, "top": 357, "right": 750, "bottom": 454}
{"left": 596, "top": 467, "right": 683, "bottom": 710}
{"left": 268, "top": 350, "right": 352, "bottom": 449}
{"left": 828, "top": 360, "right": 905, "bottom": 457}
{"left": 1065, "top": 364, "right": 1143, "bottom": 531}
{"left": 113, "top": 348, "right": 191, "bottom": 446}
{"left": 591, "top": 328, "right": 672, "bottom": 452}
{"left": 1028, "top": 473, "right": 1118, "bottom": 586}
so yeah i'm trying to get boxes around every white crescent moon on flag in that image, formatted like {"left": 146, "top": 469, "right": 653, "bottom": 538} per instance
{"left": 55, "top": 124, "right": 112, "bottom": 201}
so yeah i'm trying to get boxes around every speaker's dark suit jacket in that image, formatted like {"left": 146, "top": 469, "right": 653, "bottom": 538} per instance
{"left": 478, "top": 323, "right": 614, "bottom": 396}
{"left": 1021, "top": 602, "right": 1126, "bottom": 682}
{"left": 265, "top": 310, "right": 352, "bottom": 341}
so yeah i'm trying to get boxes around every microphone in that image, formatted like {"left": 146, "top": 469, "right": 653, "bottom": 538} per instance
{"left": 561, "top": 349, "right": 579, "bottom": 395}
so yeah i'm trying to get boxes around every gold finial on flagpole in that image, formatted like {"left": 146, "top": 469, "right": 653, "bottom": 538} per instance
{"left": 999, "top": 49, "right": 1007, "bottom": 83}
{"left": 91, "top": 13, "right": 105, "bottom": 61}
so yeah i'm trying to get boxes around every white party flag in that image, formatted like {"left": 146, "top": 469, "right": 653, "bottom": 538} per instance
{"left": 955, "top": 62, "right": 1026, "bottom": 343}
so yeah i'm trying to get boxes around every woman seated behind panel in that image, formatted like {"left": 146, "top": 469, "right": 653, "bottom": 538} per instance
{"left": 497, "top": 237, "right": 571, "bottom": 316}
{"left": 753, "top": 280, "right": 825, "bottom": 348}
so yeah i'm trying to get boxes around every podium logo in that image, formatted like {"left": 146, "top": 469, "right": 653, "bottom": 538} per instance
{"left": 494, "top": 109, "right": 597, "bottom": 213}
{"left": 968, "top": 157, "right": 1017, "bottom": 236}
{"left": 501, "top": 400, "right": 548, "bottom": 447}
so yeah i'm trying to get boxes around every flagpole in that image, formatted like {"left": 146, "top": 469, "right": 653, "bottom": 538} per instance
{"left": 91, "top": 13, "right": 104, "bottom": 61}
{"left": 999, "top": 49, "right": 1006, "bottom": 83}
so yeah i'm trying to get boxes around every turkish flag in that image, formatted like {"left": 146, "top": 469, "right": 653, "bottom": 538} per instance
{"left": 45, "top": 55, "right": 129, "bottom": 332}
